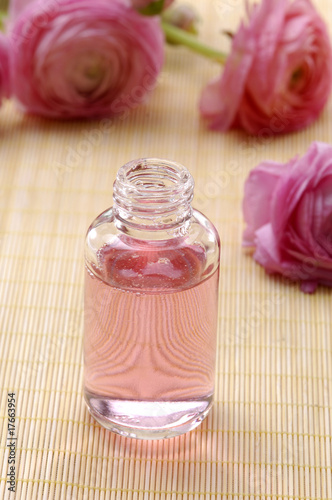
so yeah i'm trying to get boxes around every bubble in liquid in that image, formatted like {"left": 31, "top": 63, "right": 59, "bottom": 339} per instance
{"left": 157, "top": 257, "right": 170, "bottom": 265}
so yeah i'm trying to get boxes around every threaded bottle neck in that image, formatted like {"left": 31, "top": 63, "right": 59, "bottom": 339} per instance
{"left": 113, "top": 158, "right": 194, "bottom": 230}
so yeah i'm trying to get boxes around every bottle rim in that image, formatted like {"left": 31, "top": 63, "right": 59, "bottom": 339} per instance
{"left": 113, "top": 158, "right": 194, "bottom": 229}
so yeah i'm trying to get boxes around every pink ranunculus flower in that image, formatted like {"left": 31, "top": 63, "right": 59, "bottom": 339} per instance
{"left": 0, "top": 34, "right": 10, "bottom": 103}
{"left": 200, "top": 0, "right": 332, "bottom": 135}
{"left": 243, "top": 142, "right": 332, "bottom": 293}
{"left": 9, "top": 0, "right": 164, "bottom": 119}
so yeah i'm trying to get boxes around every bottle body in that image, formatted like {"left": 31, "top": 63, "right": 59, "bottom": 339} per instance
{"left": 84, "top": 159, "right": 220, "bottom": 439}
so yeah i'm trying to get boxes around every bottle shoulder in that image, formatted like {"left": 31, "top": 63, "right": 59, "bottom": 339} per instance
{"left": 85, "top": 207, "right": 219, "bottom": 243}
{"left": 85, "top": 207, "right": 220, "bottom": 292}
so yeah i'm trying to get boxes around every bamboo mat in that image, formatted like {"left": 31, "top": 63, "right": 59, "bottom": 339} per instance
{"left": 1, "top": 1, "right": 332, "bottom": 498}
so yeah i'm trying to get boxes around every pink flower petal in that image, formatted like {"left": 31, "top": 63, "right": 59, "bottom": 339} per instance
{"left": 199, "top": 21, "right": 255, "bottom": 131}
{"left": 300, "top": 281, "right": 318, "bottom": 293}
{"left": 253, "top": 223, "right": 284, "bottom": 274}
{"left": 9, "top": 0, "right": 34, "bottom": 22}
{"left": 0, "top": 34, "right": 11, "bottom": 103}
{"left": 243, "top": 161, "right": 288, "bottom": 246}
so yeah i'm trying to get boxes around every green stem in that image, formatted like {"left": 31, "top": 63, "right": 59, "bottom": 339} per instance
{"left": 161, "top": 21, "right": 227, "bottom": 65}
{"left": 0, "top": 11, "right": 7, "bottom": 32}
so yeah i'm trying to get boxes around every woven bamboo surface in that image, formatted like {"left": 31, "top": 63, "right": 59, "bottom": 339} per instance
{"left": 1, "top": 1, "right": 332, "bottom": 498}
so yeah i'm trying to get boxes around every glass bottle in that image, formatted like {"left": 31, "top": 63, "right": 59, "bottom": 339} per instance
{"left": 84, "top": 158, "right": 220, "bottom": 439}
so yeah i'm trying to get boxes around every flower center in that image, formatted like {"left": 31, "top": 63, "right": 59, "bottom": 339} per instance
{"left": 289, "top": 66, "right": 305, "bottom": 91}
{"left": 68, "top": 52, "right": 108, "bottom": 96}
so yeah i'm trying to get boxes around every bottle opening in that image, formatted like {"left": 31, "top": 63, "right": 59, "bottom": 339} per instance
{"left": 113, "top": 158, "right": 194, "bottom": 229}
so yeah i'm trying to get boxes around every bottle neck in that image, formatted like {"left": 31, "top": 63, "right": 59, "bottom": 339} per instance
{"left": 113, "top": 158, "right": 194, "bottom": 230}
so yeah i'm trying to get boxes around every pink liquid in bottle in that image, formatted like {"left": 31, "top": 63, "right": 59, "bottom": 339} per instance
{"left": 84, "top": 241, "right": 219, "bottom": 438}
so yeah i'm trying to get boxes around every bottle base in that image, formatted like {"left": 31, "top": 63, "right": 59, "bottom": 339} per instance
{"left": 84, "top": 390, "right": 213, "bottom": 439}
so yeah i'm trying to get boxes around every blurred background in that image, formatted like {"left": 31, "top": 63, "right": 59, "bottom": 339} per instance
{"left": 0, "top": 1, "right": 331, "bottom": 499}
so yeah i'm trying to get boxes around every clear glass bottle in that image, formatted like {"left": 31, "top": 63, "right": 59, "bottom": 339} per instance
{"left": 84, "top": 158, "right": 220, "bottom": 439}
